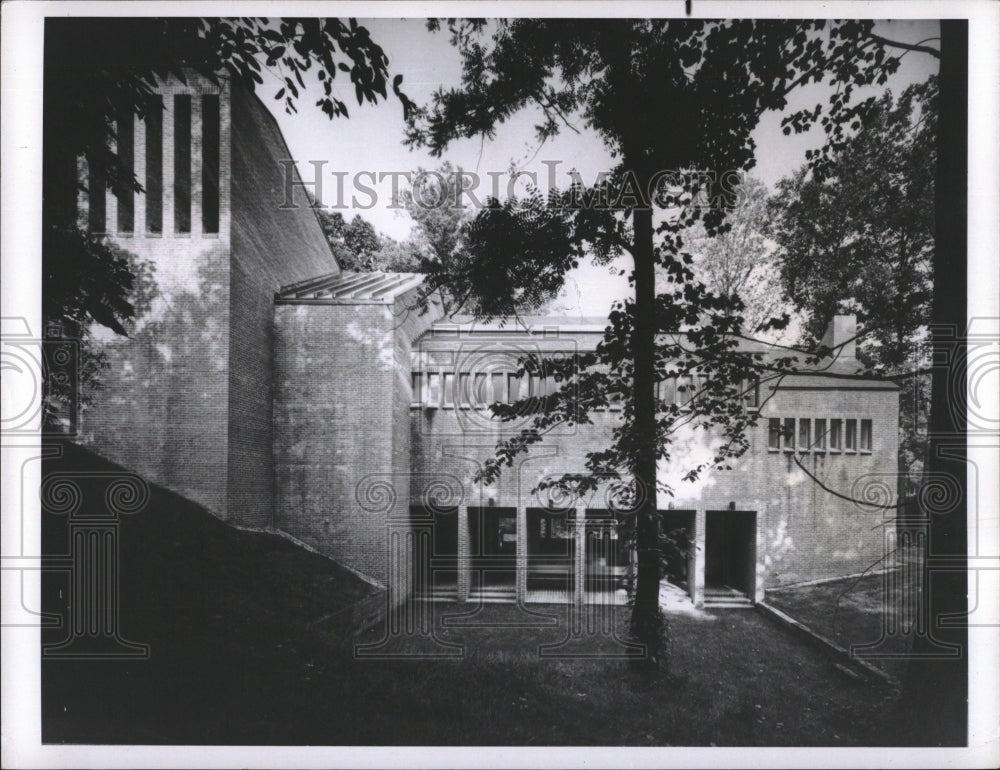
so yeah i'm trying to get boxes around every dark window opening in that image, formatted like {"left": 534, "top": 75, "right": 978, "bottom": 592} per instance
{"left": 767, "top": 418, "right": 781, "bottom": 451}
{"left": 87, "top": 148, "right": 105, "bottom": 233}
{"left": 798, "top": 418, "right": 811, "bottom": 452}
{"left": 144, "top": 97, "right": 163, "bottom": 233}
{"left": 814, "top": 418, "right": 827, "bottom": 451}
{"left": 201, "top": 94, "right": 220, "bottom": 234}
{"left": 115, "top": 106, "right": 134, "bottom": 233}
{"left": 845, "top": 419, "right": 857, "bottom": 452}
{"left": 783, "top": 417, "right": 796, "bottom": 451}
{"left": 173, "top": 95, "right": 191, "bottom": 233}
{"left": 830, "top": 419, "right": 842, "bottom": 450}
{"left": 411, "top": 372, "right": 422, "bottom": 404}
{"left": 860, "top": 419, "right": 873, "bottom": 452}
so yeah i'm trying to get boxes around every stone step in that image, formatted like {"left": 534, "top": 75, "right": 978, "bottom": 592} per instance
{"left": 703, "top": 597, "right": 754, "bottom": 608}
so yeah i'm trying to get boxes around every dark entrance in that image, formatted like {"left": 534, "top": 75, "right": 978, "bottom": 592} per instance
{"left": 583, "top": 509, "right": 629, "bottom": 592}
{"left": 526, "top": 508, "right": 574, "bottom": 592}
{"left": 704, "top": 510, "right": 757, "bottom": 599}
{"left": 660, "top": 510, "right": 696, "bottom": 596}
{"left": 468, "top": 506, "right": 517, "bottom": 590}
{"left": 411, "top": 505, "right": 458, "bottom": 597}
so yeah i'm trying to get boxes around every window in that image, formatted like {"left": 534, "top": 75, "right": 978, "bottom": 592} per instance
{"left": 657, "top": 378, "right": 676, "bottom": 405}
{"left": 768, "top": 418, "right": 781, "bottom": 451}
{"left": 845, "top": 419, "right": 858, "bottom": 451}
{"left": 507, "top": 373, "right": 525, "bottom": 403}
{"left": 860, "top": 419, "right": 872, "bottom": 452}
{"left": 783, "top": 418, "right": 796, "bottom": 451}
{"left": 411, "top": 372, "right": 422, "bottom": 405}
{"left": 116, "top": 107, "right": 134, "bottom": 233}
{"left": 87, "top": 149, "right": 106, "bottom": 233}
{"left": 458, "top": 373, "right": 471, "bottom": 407}
{"left": 829, "top": 419, "right": 842, "bottom": 450}
{"left": 814, "top": 419, "right": 827, "bottom": 451}
{"left": 426, "top": 373, "right": 441, "bottom": 406}
{"left": 442, "top": 373, "right": 455, "bottom": 407}
{"left": 742, "top": 378, "right": 760, "bottom": 409}
{"left": 530, "top": 374, "right": 542, "bottom": 400}
{"left": 845, "top": 419, "right": 857, "bottom": 452}
{"left": 676, "top": 376, "right": 692, "bottom": 405}
{"left": 173, "top": 95, "right": 192, "bottom": 233}
{"left": 473, "top": 373, "right": 488, "bottom": 406}
{"left": 144, "top": 97, "right": 163, "bottom": 233}
{"left": 798, "top": 418, "right": 811, "bottom": 452}
{"left": 201, "top": 94, "right": 220, "bottom": 234}
{"left": 491, "top": 373, "right": 505, "bottom": 403}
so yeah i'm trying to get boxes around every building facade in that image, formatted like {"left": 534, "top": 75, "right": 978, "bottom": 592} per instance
{"left": 74, "top": 74, "right": 900, "bottom": 610}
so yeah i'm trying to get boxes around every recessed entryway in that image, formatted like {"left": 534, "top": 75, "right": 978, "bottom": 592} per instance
{"left": 704, "top": 510, "right": 757, "bottom": 607}
{"left": 526, "top": 507, "right": 574, "bottom": 599}
{"left": 468, "top": 506, "right": 517, "bottom": 599}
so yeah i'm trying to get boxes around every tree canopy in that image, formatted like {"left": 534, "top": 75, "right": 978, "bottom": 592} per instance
{"left": 679, "top": 177, "right": 790, "bottom": 337}
{"left": 770, "top": 78, "right": 936, "bottom": 368}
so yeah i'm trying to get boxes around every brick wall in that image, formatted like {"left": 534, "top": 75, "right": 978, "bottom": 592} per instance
{"left": 227, "top": 83, "right": 340, "bottom": 528}
{"left": 657, "top": 377, "right": 899, "bottom": 587}
{"left": 78, "top": 73, "right": 232, "bottom": 516}
{"left": 408, "top": 325, "right": 900, "bottom": 592}
{"left": 273, "top": 301, "right": 399, "bottom": 585}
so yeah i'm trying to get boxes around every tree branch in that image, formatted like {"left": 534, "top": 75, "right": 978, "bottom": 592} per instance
{"left": 866, "top": 34, "right": 941, "bottom": 59}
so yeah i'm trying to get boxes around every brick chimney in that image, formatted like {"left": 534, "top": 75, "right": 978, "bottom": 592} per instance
{"left": 821, "top": 315, "right": 857, "bottom": 361}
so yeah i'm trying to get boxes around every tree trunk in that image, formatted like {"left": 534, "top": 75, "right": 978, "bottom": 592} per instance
{"left": 630, "top": 201, "right": 663, "bottom": 662}
{"left": 896, "top": 19, "right": 968, "bottom": 746}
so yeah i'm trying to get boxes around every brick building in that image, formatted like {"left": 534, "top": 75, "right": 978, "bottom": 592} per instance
{"left": 75, "top": 73, "right": 899, "bottom": 610}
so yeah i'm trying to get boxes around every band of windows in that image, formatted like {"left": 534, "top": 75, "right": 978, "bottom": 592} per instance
{"left": 411, "top": 371, "right": 761, "bottom": 411}
{"left": 655, "top": 375, "right": 760, "bottom": 409}
{"left": 412, "top": 371, "right": 564, "bottom": 409}
{"left": 86, "top": 92, "right": 220, "bottom": 237}
{"left": 767, "top": 417, "right": 872, "bottom": 453}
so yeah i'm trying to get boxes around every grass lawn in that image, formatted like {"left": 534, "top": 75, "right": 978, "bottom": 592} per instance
{"left": 764, "top": 570, "right": 920, "bottom": 681}
{"left": 41, "top": 442, "right": 905, "bottom": 746}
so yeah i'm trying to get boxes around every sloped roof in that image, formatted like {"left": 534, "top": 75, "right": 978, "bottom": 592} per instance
{"left": 275, "top": 271, "right": 424, "bottom": 305}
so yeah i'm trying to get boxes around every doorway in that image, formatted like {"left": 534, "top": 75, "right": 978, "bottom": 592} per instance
{"left": 704, "top": 510, "right": 757, "bottom": 600}
{"left": 583, "top": 510, "right": 629, "bottom": 593}
{"left": 526, "top": 508, "right": 574, "bottom": 594}
{"left": 468, "top": 506, "right": 517, "bottom": 592}
{"left": 660, "top": 510, "right": 696, "bottom": 597}
{"left": 411, "top": 505, "right": 458, "bottom": 598}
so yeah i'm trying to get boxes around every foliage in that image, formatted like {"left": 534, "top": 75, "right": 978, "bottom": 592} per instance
{"left": 399, "top": 162, "right": 472, "bottom": 267}
{"left": 770, "top": 79, "right": 936, "bottom": 366}
{"left": 42, "top": 229, "right": 159, "bottom": 419}
{"left": 677, "top": 177, "right": 790, "bottom": 336}
{"left": 769, "top": 78, "right": 937, "bottom": 481}
{"left": 42, "top": 17, "right": 410, "bottom": 419}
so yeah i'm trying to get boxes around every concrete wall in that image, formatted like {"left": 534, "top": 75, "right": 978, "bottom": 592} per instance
{"left": 273, "top": 290, "right": 434, "bottom": 587}
{"left": 227, "top": 83, "right": 340, "bottom": 527}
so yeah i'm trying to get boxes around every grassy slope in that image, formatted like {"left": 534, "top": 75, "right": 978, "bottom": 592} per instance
{"left": 765, "top": 573, "right": 919, "bottom": 680}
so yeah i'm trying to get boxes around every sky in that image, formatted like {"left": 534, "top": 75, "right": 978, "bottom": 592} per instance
{"left": 264, "top": 18, "right": 940, "bottom": 317}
